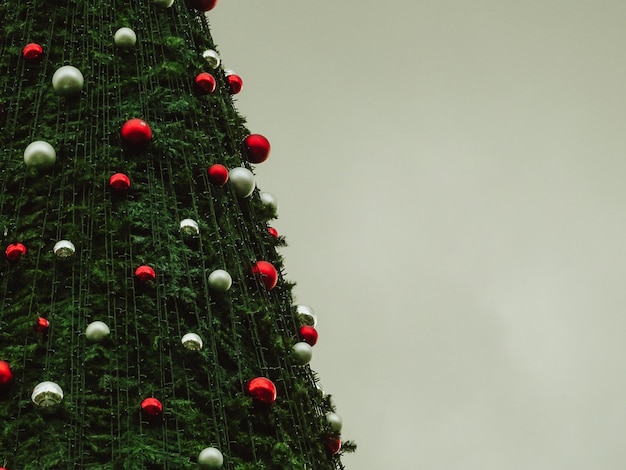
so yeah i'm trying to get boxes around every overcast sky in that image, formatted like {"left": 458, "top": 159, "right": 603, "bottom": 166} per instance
{"left": 211, "top": 2, "right": 626, "bottom": 468}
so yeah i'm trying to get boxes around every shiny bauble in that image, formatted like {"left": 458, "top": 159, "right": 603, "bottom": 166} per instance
{"left": 296, "top": 304, "right": 317, "bottom": 328}
{"left": 109, "top": 173, "right": 131, "bottom": 190}
{"left": 153, "top": 0, "right": 174, "bottom": 7}
{"left": 267, "top": 227, "right": 279, "bottom": 238}
{"left": 224, "top": 70, "right": 243, "bottom": 95}
{"left": 181, "top": 333, "right": 203, "bottom": 351}
{"left": 189, "top": 0, "right": 218, "bottom": 12}
{"left": 135, "top": 265, "right": 156, "bottom": 282}
{"left": 85, "top": 321, "right": 110, "bottom": 342}
{"left": 201, "top": 49, "right": 220, "bottom": 69}
{"left": 52, "top": 66, "right": 84, "bottom": 96}
{"left": 292, "top": 341, "right": 313, "bottom": 365}
{"left": 32, "top": 381, "right": 64, "bottom": 407}
{"left": 243, "top": 134, "right": 270, "bottom": 164}
{"left": 228, "top": 167, "right": 255, "bottom": 198}
{"left": 180, "top": 218, "right": 200, "bottom": 236}
{"left": 208, "top": 164, "right": 229, "bottom": 185}
{"left": 250, "top": 261, "right": 278, "bottom": 290}
{"left": 114, "top": 27, "right": 137, "bottom": 48}
{"left": 23, "top": 43, "right": 43, "bottom": 60}
{"left": 53, "top": 240, "right": 75, "bottom": 258}
{"left": 5, "top": 243, "right": 26, "bottom": 261}
{"left": 259, "top": 191, "right": 278, "bottom": 217}
{"left": 195, "top": 72, "right": 216, "bottom": 94}
{"left": 24, "top": 140, "right": 56, "bottom": 169}
{"left": 246, "top": 377, "right": 277, "bottom": 404}
{"left": 298, "top": 325, "right": 318, "bottom": 346}
{"left": 35, "top": 317, "right": 50, "bottom": 333}
{"left": 327, "top": 436, "right": 342, "bottom": 455}
{"left": 208, "top": 269, "right": 232, "bottom": 292}
{"left": 141, "top": 397, "right": 163, "bottom": 417}
{"left": 198, "top": 447, "right": 224, "bottom": 469}
{"left": 326, "top": 412, "right": 343, "bottom": 433}
{"left": 121, "top": 118, "right": 152, "bottom": 147}
{"left": 0, "top": 361, "right": 13, "bottom": 389}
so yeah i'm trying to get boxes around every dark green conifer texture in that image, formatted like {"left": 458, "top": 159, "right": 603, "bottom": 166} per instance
{"left": 0, "top": 0, "right": 353, "bottom": 468}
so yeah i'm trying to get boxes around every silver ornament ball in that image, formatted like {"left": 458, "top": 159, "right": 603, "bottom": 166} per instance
{"left": 208, "top": 269, "right": 232, "bottom": 292}
{"left": 326, "top": 412, "right": 343, "bottom": 433}
{"left": 259, "top": 191, "right": 279, "bottom": 217}
{"left": 85, "top": 321, "right": 110, "bottom": 342}
{"left": 24, "top": 140, "right": 56, "bottom": 169}
{"left": 114, "top": 27, "right": 137, "bottom": 48}
{"left": 53, "top": 240, "right": 76, "bottom": 258}
{"left": 32, "top": 381, "right": 64, "bottom": 407}
{"left": 198, "top": 447, "right": 224, "bottom": 469}
{"left": 180, "top": 218, "right": 200, "bottom": 236}
{"left": 52, "top": 65, "right": 84, "bottom": 96}
{"left": 292, "top": 341, "right": 313, "bottom": 365}
{"left": 296, "top": 304, "right": 317, "bottom": 328}
{"left": 181, "top": 333, "right": 203, "bottom": 351}
{"left": 228, "top": 167, "right": 255, "bottom": 198}
{"left": 201, "top": 49, "right": 220, "bottom": 68}
{"left": 153, "top": 0, "right": 175, "bottom": 7}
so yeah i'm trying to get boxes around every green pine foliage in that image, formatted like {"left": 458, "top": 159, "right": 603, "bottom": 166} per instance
{"left": 0, "top": 0, "right": 353, "bottom": 468}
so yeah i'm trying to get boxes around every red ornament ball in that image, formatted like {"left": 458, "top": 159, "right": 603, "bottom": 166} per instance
{"left": 5, "top": 243, "right": 26, "bottom": 261}
{"left": 189, "top": 0, "right": 217, "bottom": 11}
{"left": 298, "top": 325, "right": 318, "bottom": 346}
{"left": 267, "top": 226, "right": 279, "bottom": 238}
{"left": 141, "top": 397, "right": 163, "bottom": 417}
{"left": 250, "top": 261, "right": 278, "bottom": 290}
{"left": 243, "top": 134, "right": 270, "bottom": 164}
{"left": 135, "top": 265, "right": 156, "bottom": 282}
{"left": 35, "top": 317, "right": 50, "bottom": 333}
{"left": 121, "top": 118, "right": 152, "bottom": 147}
{"left": 110, "top": 173, "right": 131, "bottom": 190}
{"left": 195, "top": 72, "right": 216, "bottom": 94}
{"left": 247, "top": 377, "right": 277, "bottom": 404}
{"left": 225, "top": 71, "right": 243, "bottom": 95}
{"left": 23, "top": 43, "right": 43, "bottom": 60}
{"left": 327, "top": 436, "right": 342, "bottom": 455}
{"left": 0, "top": 361, "right": 13, "bottom": 389}
{"left": 208, "top": 164, "right": 229, "bottom": 186}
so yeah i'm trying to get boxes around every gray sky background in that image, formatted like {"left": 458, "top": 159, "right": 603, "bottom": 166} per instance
{"left": 211, "top": 2, "right": 626, "bottom": 469}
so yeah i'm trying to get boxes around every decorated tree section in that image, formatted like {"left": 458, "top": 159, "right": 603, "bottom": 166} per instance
{"left": 0, "top": 0, "right": 353, "bottom": 468}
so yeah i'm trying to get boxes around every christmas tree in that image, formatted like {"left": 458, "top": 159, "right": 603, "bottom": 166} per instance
{"left": 0, "top": 0, "right": 353, "bottom": 468}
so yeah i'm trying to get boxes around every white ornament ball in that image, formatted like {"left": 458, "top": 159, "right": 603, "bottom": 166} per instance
{"left": 180, "top": 218, "right": 200, "bottom": 236}
{"left": 292, "top": 341, "right": 313, "bottom": 365}
{"left": 53, "top": 240, "right": 76, "bottom": 258}
{"left": 114, "top": 27, "right": 137, "bottom": 48}
{"left": 259, "top": 191, "right": 279, "bottom": 217}
{"left": 181, "top": 333, "right": 203, "bottom": 351}
{"left": 326, "top": 412, "right": 343, "bottom": 433}
{"left": 85, "top": 321, "right": 111, "bottom": 342}
{"left": 32, "top": 381, "right": 64, "bottom": 407}
{"left": 201, "top": 49, "right": 220, "bottom": 69}
{"left": 198, "top": 447, "right": 224, "bottom": 469}
{"left": 51, "top": 65, "right": 84, "bottom": 96}
{"left": 296, "top": 304, "right": 317, "bottom": 328}
{"left": 153, "top": 0, "right": 175, "bottom": 7}
{"left": 228, "top": 167, "right": 255, "bottom": 198}
{"left": 24, "top": 141, "right": 56, "bottom": 169}
{"left": 208, "top": 269, "right": 232, "bottom": 292}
